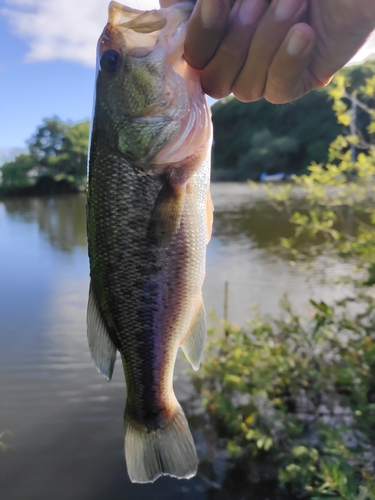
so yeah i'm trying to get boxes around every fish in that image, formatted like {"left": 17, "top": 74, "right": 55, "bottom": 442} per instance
{"left": 86, "top": 0, "right": 213, "bottom": 484}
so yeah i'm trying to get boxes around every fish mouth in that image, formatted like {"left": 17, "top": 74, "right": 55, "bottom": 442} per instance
{"left": 108, "top": 1, "right": 193, "bottom": 41}
{"left": 102, "top": 1, "right": 210, "bottom": 167}
{"left": 108, "top": 1, "right": 166, "bottom": 32}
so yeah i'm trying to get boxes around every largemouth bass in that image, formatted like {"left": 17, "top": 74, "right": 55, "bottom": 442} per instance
{"left": 86, "top": 1, "right": 213, "bottom": 483}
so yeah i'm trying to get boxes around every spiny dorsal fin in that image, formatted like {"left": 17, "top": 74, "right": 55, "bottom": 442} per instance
{"left": 87, "top": 283, "right": 117, "bottom": 380}
{"left": 181, "top": 297, "right": 206, "bottom": 371}
{"left": 147, "top": 181, "right": 185, "bottom": 247}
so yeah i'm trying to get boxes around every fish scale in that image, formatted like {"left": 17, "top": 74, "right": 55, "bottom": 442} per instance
{"left": 89, "top": 140, "right": 206, "bottom": 414}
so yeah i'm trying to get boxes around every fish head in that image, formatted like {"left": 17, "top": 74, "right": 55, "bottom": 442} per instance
{"left": 94, "top": 1, "right": 211, "bottom": 170}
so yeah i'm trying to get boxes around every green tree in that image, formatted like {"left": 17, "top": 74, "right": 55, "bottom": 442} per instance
{"left": 211, "top": 60, "right": 375, "bottom": 181}
{"left": 0, "top": 118, "right": 90, "bottom": 195}
{"left": 1, "top": 153, "right": 36, "bottom": 188}
{"left": 237, "top": 128, "right": 299, "bottom": 179}
{"left": 28, "top": 117, "right": 68, "bottom": 164}
{"left": 258, "top": 68, "right": 375, "bottom": 284}
{"left": 48, "top": 120, "right": 90, "bottom": 179}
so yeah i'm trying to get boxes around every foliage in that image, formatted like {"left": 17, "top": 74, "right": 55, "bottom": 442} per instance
{"left": 194, "top": 297, "right": 375, "bottom": 499}
{"left": 0, "top": 117, "right": 90, "bottom": 195}
{"left": 0, "top": 153, "right": 36, "bottom": 189}
{"left": 211, "top": 61, "right": 375, "bottom": 181}
{"left": 194, "top": 68, "right": 375, "bottom": 498}
{"left": 252, "top": 67, "right": 375, "bottom": 287}
{"left": 237, "top": 128, "right": 299, "bottom": 178}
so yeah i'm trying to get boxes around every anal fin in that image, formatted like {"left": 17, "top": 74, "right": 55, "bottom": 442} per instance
{"left": 87, "top": 282, "right": 117, "bottom": 380}
{"left": 147, "top": 180, "right": 185, "bottom": 247}
{"left": 181, "top": 297, "right": 206, "bottom": 371}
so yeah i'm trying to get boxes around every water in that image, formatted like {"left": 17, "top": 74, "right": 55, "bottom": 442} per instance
{"left": 0, "top": 185, "right": 352, "bottom": 499}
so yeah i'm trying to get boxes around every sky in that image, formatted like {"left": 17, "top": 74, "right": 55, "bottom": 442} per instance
{"left": 0, "top": 0, "right": 375, "bottom": 157}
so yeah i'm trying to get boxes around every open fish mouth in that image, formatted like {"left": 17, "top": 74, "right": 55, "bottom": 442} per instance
{"left": 95, "top": 0, "right": 210, "bottom": 169}
{"left": 107, "top": 1, "right": 193, "bottom": 52}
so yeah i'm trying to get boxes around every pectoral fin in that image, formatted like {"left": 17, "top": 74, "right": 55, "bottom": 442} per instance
{"left": 181, "top": 297, "right": 206, "bottom": 371}
{"left": 147, "top": 181, "right": 185, "bottom": 247}
{"left": 87, "top": 283, "right": 117, "bottom": 381}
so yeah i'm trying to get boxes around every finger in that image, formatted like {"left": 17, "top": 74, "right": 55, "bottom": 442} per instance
{"left": 159, "top": 0, "right": 194, "bottom": 7}
{"left": 263, "top": 23, "right": 316, "bottom": 103}
{"left": 232, "top": 0, "right": 308, "bottom": 102}
{"left": 200, "top": 0, "right": 269, "bottom": 99}
{"left": 184, "top": 0, "right": 232, "bottom": 70}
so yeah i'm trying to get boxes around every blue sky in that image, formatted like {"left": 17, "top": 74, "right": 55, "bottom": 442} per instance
{"left": 0, "top": 0, "right": 374, "bottom": 156}
{"left": 0, "top": 0, "right": 160, "bottom": 156}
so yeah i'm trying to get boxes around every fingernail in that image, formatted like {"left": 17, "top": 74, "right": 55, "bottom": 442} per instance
{"left": 287, "top": 29, "right": 310, "bottom": 56}
{"left": 238, "top": 0, "right": 265, "bottom": 25}
{"left": 201, "top": 0, "right": 224, "bottom": 28}
{"left": 275, "top": 0, "right": 300, "bottom": 20}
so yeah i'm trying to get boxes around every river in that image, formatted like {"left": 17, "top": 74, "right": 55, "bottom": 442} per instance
{"left": 0, "top": 184, "right": 352, "bottom": 499}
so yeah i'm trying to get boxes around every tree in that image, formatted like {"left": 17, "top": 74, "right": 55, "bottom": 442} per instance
{"left": 237, "top": 128, "right": 299, "bottom": 179}
{"left": 259, "top": 68, "right": 375, "bottom": 285}
{"left": 49, "top": 121, "right": 90, "bottom": 179}
{"left": 1, "top": 154, "right": 36, "bottom": 188}
{"left": 0, "top": 118, "right": 90, "bottom": 194}
{"left": 28, "top": 117, "right": 68, "bottom": 164}
{"left": 211, "top": 60, "right": 375, "bottom": 181}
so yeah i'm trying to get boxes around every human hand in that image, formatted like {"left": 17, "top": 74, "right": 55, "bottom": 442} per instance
{"left": 160, "top": 0, "right": 375, "bottom": 104}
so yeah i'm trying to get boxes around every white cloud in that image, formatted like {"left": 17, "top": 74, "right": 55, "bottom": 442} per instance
{"left": 1, "top": 0, "right": 160, "bottom": 67}
{"left": 1, "top": 0, "right": 375, "bottom": 67}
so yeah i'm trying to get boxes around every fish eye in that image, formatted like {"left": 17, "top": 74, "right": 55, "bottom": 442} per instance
{"left": 100, "top": 49, "right": 121, "bottom": 73}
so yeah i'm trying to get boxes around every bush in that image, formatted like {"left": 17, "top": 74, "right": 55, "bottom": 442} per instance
{"left": 193, "top": 71, "right": 375, "bottom": 499}
{"left": 194, "top": 297, "right": 375, "bottom": 498}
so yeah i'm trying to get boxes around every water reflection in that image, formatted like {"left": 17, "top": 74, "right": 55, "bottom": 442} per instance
{"left": 204, "top": 184, "right": 354, "bottom": 323}
{"left": 212, "top": 200, "right": 294, "bottom": 249}
{"left": 2, "top": 194, "right": 87, "bottom": 252}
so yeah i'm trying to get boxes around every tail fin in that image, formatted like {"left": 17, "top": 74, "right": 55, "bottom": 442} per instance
{"left": 124, "top": 404, "right": 197, "bottom": 483}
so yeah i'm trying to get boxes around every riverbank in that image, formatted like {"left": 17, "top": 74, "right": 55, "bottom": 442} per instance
{"left": 0, "top": 176, "right": 83, "bottom": 198}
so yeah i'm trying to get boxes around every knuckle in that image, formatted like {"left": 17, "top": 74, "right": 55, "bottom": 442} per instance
{"left": 219, "top": 40, "right": 247, "bottom": 61}
{"left": 232, "top": 81, "right": 263, "bottom": 103}
{"left": 201, "top": 78, "right": 230, "bottom": 100}
{"left": 264, "top": 72, "right": 293, "bottom": 104}
{"left": 201, "top": 63, "right": 233, "bottom": 100}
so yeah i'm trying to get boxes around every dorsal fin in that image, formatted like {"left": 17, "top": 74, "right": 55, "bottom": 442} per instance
{"left": 87, "top": 283, "right": 117, "bottom": 380}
